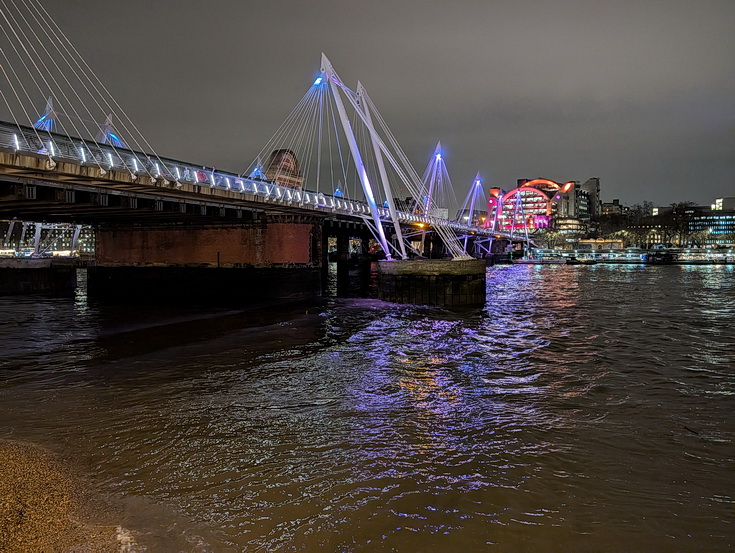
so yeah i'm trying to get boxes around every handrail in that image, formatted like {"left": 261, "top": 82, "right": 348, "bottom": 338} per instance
{"left": 0, "top": 120, "right": 509, "bottom": 239}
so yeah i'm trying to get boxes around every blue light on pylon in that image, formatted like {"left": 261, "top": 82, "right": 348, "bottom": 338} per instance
{"left": 436, "top": 153, "right": 442, "bottom": 161}
{"left": 34, "top": 114, "right": 53, "bottom": 131}
{"left": 313, "top": 77, "right": 323, "bottom": 85}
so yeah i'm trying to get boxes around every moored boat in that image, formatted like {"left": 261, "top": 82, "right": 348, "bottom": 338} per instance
{"left": 512, "top": 258, "right": 568, "bottom": 264}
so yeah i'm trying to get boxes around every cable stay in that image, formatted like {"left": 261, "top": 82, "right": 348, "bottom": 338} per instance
{"left": 0, "top": 0, "right": 181, "bottom": 182}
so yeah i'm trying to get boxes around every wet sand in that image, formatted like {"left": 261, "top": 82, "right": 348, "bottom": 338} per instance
{"left": 0, "top": 440, "right": 122, "bottom": 553}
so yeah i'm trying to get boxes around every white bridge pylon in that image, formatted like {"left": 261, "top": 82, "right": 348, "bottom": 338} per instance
{"left": 249, "top": 53, "right": 469, "bottom": 260}
{"left": 320, "top": 54, "right": 469, "bottom": 260}
{"left": 356, "top": 80, "right": 408, "bottom": 260}
{"left": 320, "top": 55, "right": 398, "bottom": 260}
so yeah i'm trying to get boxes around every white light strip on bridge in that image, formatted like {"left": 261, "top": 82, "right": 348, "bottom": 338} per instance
{"left": 0, "top": 122, "right": 506, "bottom": 239}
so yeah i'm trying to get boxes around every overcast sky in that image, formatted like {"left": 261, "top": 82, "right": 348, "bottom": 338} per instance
{"left": 37, "top": 0, "right": 735, "bottom": 207}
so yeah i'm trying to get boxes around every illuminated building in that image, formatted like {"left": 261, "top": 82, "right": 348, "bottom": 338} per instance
{"left": 486, "top": 178, "right": 577, "bottom": 232}
{"left": 690, "top": 197, "right": 735, "bottom": 245}
{"left": 640, "top": 197, "right": 735, "bottom": 247}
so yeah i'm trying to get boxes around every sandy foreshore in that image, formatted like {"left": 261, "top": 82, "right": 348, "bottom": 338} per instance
{"left": 0, "top": 440, "right": 124, "bottom": 553}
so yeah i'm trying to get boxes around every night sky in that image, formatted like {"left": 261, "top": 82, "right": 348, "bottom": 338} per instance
{"left": 34, "top": 1, "right": 735, "bottom": 206}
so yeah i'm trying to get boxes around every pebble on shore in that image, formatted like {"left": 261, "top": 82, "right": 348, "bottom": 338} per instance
{"left": 0, "top": 440, "right": 122, "bottom": 552}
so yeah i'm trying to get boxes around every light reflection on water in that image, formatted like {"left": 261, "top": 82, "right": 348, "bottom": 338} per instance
{"left": 0, "top": 265, "right": 733, "bottom": 551}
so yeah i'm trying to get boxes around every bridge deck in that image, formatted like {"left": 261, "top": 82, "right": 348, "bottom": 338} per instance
{"left": 0, "top": 121, "right": 504, "bottom": 238}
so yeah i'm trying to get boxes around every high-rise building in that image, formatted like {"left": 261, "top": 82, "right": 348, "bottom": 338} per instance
{"left": 579, "top": 178, "right": 601, "bottom": 219}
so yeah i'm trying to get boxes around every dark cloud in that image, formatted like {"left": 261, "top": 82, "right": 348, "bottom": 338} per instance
{"left": 32, "top": 0, "right": 735, "bottom": 206}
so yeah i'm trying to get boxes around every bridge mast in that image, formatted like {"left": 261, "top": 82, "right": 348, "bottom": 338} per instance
{"left": 462, "top": 173, "right": 482, "bottom": 254}
{"left": 321, "top": 54, "right": 393, "bottom": 260}
{"left": 428, "top": 144, "right": 441, "bottom": 213}
{"left": 356, "top": 82, "right": 407, "bottom": 260}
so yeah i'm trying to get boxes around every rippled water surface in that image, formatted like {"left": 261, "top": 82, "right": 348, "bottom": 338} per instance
{"left": 1, "top": 264, "right": 733, "bottom": 551}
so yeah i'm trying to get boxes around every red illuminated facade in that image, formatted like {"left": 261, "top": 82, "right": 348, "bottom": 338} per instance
{"left": 486, "top": 178, "right": 576, "bottom": 232}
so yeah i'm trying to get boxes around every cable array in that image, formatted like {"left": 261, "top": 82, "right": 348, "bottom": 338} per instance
{"left": 0, "top": 0, "right": 177, "bottom": 181}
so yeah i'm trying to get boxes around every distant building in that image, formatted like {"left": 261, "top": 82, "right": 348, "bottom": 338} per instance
{"left": 601, "top": 199, "right": 627, "bottom": 216}
{"left": 264, "top": 149, "right": 303, "bottom": 190}
{"left": 487, "top": 178, "right": 577, "bottom": 232}
{"left": 456, "top": 207, "right": 488, "bottom": 226}
{"left": 578, "top": 238, "right": 625, "bottom": 250}
{"left": 711, "top": 197, "right": 735, "bottom": 211}
{"left": 394, "top": 196, "right": 420, "bottom": 214}
{"left": 644, "top": 197, "right": 735, "bottom": 246}
{"left": 579, "top": 178, "right": 601, "bottom": 219}
{"left": 431, "top": 207, "right": 449, "bottom": 219}
{"left": 690, "top": 198, "right": 735, "bottom": 245}
{"left": 554, "top": 216, "right": 587, "bottom": 235}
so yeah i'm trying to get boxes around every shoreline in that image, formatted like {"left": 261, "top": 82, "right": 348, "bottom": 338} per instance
{"left": 0, "top": 439, "right": 130, "bottom": 552}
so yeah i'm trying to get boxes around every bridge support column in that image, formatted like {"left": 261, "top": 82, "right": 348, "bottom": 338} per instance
{"left": 0, "top": 258, "right": 77, "bottom": 295}
{"left": 335, "top": 234, "right": 350, "bottom": 296}
{"left": 376, "top": 259, "right": 486, "bottom": 307}
{"left": 88, "top": 215, "right": 324, "bottom": 305}
{"left": 323, "top": 229, "right": 372, "bottom": 298}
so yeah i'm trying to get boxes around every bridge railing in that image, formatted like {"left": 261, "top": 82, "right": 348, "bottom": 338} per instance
{"left": 0, "top": 121, "right": 506, "bottom": 239}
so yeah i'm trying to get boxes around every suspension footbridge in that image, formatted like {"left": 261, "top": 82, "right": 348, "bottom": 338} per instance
{"left": 0, "top": 1, "right": 517, "bottom": 304}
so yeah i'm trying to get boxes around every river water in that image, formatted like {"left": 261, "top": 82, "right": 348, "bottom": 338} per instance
{"left": 1, "top": 264, "right": 733, "bottom": 552}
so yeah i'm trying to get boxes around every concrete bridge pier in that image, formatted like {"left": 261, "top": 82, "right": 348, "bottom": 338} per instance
{"left": 0, "top": 258, "right": 78, "bottom": 295}
{"left": 376, "top": 258, "right": 486, "bottom": 307}
{"left": 88, "top": 214, "right": 324, "bottom": 305}
{"left": 322, "top": 222, "right": 374, "bottom": 297}
{"left": 334, "top": 233, "right": 351, "bottom": 296}
{"left": 421, "top": 231, "right": 446, "bottom": 259}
